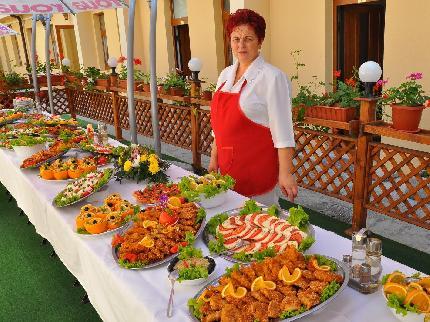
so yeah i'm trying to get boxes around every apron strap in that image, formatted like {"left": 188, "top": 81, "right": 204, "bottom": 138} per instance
{"left": 217, "top": 82, "right": 226, "bottom": 92}
{"left": 217, "top": 79, "right": 247, "bottom": 93}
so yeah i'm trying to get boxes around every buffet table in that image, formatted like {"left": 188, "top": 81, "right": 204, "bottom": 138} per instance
{"left": 0, "top": 140, "right": 418, "bottom": 322}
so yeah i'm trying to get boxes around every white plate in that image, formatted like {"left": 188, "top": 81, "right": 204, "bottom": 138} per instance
{"left": 198, "top": 191, "right": 228, "bottom": 209}
{"left": 382, "top": 289, "right": 424, "bottom": 322}
{"left": 167, "top": 256, "right": 217, "bottom": 286}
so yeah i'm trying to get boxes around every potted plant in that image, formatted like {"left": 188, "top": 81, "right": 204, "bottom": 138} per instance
{"left": 157, "top": 77, "right": 166, "bottom": 94}
{"left": 3, "top": 71, "right": 27, "bottom": 89}
{"left": 138, "top": 71, "right": 151, "bottom": 92}
{"left": 163, "top": 72, "right": 187, "bottom": 96}
{"left": 95, "top": 72, "right": 110, "bottom": 88}
{"left": 83, "top": 66, "right": 101, "bottom": 89}
{"left": 202, "top": 83, "right": 216, "bottom": 100}
{"left": 380, "top": 72, "right": 430, "bottom": 132}
{"left": 117, "top": 56, "right": 144, "bottom": 91}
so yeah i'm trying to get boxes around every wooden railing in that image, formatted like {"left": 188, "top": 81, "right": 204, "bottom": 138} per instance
{"left": 1, "top": 85, "right": 429, "bottom": 233}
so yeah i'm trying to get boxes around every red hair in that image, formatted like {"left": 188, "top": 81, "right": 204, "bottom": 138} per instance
{"left": 226, "top": 9, "right": 266, "bottom": 42}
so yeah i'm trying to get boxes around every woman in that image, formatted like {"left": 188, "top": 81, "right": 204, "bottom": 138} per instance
{"left": 208, "top": 9, "right": 298, "bottom": 206}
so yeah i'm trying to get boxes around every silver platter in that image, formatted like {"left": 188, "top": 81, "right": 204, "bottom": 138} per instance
{"left": 111, "top": 204, "right": 206, "bottom": 270}
{"left": 52, "top": 169, "right": 114, "bottom": 208}
{"left": 77, "top": 218, "right": 135, "bottom": 237}
{"left": 21, "top": 150, "right": 69, "bottom": 169}
{"left": 202, "top": 207, "right": 316, "bottom": 264}
{"left": 189, "top": 255, "right": 349, "bottom": 322}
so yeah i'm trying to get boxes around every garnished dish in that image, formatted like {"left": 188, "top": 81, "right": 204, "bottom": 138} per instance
{"left": 53, "top": 168, "right": 114, "bottom": 207}
{"left": 79, "top": 142, "right": 115, "bottom": 155}
{"left": 29, "top": 115, "right": 78, "bottom": 127}
{"left": 188, "top": 247, "right": 347, "bottom": 321}
{"left": 20, "top": 140, "right": 70, "bottom": 168}
{"left": 75, "top": 194, "right": 139, "bottom": 235}
{"left": 0, "top": 111, "right": 24, "bottom": 126}
{"left": 167, "top": 234, "right": 216, "bottom": 285}
{"left": 382, "top": 271, "right": 430, "bottom": 320}
{"left": 111, "top": 197, "right": 206, "bottom": 269}
{"left": 39, "top": 157, "right": 98, "bottom": 180}
{"left": 178, "top": 173, "right": 234, "bottom": 208}
{"left": 204, "top": 200, "right": 315, "bottom": 263}
{"left": 133, "top": 182, "right": 181, "bottom": 205}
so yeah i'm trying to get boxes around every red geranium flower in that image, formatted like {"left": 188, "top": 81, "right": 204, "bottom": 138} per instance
{"left": 345, "top": 77, "right": 356, "bottom": 87}
{"left": 133, "top": 58, "right": 142, "bottom": 65}
{"left": 118, "top": 56, "right": 126, "bottom": 64}
{"left": 333, "top": 70, "right": 341, "bottom": 78}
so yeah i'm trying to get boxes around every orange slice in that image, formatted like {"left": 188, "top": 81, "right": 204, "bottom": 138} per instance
{"left": 142, "top": 220, "right": 158, "bottom": 228}
{"left": 263, "top": 281, "right": 276, "bottom": 290}
{"left": 221, "top": 282, "right": 234, "bottom": 298}
{"left": 312, "top": 258, "right": 331, "bottom": 271}
{"left": 409, "top": 282, "right": 424, "bottom": 291}
{"left": 279, "top": 267, "right": 302, "bottom": 285}
{"left": 251, "top": 276, "right": 276, "bottom": 292}
{"left": 383, "top": 282, "right": 408, "bottom": 298}
{"left": 198, "top": 290, "right": 211, "bottom": 302}
{"left": 167, "top": 196, "right": 182, "bottom": 210}
{"left": 419, "top": 277, "right": 430, "bottom": 288}
{"left": 231, "top": 286, "right": 247, "bottom": 299}
{"left": 404, "top": 290, "right": 430, "bottom": 313}
{"left": 138, "top": 236, "right": 154, "bottom": 247}
{"left": 386, "top": 272, "right": 406, "bottom": 284}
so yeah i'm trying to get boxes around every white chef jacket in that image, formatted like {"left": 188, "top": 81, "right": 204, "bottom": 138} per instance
{"left": 215, "top": 55, "right": 296, "bottom": 148}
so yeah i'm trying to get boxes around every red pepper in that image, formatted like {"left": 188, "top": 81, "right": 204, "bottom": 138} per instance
{"left": 124, "top": 253, "right": 138, "bottom": 262}
{"left": 170, "top": 245, "right": 179, "bottom": 254}
{"left": 111, "top": 234, "right": 124, "bottom": 247}
{"left": 180, "top": 241, "right": 188, "bottom": 247}
{"left": 179, "top": 197, "right": 186, "bottom": 204}
{"left": 97, "top": 156, "right": 108, "bottom": 165}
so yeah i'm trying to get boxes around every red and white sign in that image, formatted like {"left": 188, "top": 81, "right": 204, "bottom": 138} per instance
{"left": 0, "top": 0, "right": 127, "bottom": 14}
{"left": 0, "top": 23, "right": 18, "bottom": 37}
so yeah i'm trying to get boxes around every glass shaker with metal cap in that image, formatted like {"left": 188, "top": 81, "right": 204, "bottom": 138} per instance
{"left": 351, "top": 228, "right": 369, "bottom": 267}
{"left": 366, "top": 237, "right": 382, "bottom": 291}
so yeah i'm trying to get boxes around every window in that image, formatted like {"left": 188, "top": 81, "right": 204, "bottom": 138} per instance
{"left": 222, "top": 0, "right": 233, "bottom": 66}
{"left": 49, "top": 24, "right": 60, "bottom": 65}
{"left": 96, "top": 13, "right": 109, "bottom": 68}
{"left": 8, "top": 25, "right": 22, "bottom": 67}
{"left": 170, "top": 0, "right": 191, "bottom": 75}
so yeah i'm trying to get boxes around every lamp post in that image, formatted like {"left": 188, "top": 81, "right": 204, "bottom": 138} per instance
{"left": 188, "top": 57, "right": 203, "bottom": 98}
{"left": 359, "top": 61, "right": 382, "bottom": 98}
{"left": 61, "top": 57, "right": 71, "bottom": 74}
{"left": 108, "top": 57, "right": 118, "bottom": 88}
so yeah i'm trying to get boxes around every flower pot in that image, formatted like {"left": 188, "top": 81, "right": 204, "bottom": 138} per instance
{"left": 37, "top": 75, "right": 47, "bottom": 86}
{"left": 305, "top": 105, "right": 357, "bottom": 122}
{"left": 50, "top": 74, "right": 65, "bottom": 86}
{"left": 118, "top": 79, "right": 127, "bottom": 90}
{"left": 169, "top": 87, "right": 184, "bottom": 96}
{"left": 142, "top": 83, "right": 150, "bottom": 92}
{"left": 157, "top": 85, "right": 167, "bottom": 95}
{"left": 391, "top": 104, "right": 426, "bottom": 132}
{"left": 96, "top": 78, "right": 110, "bottom": 88}
{"left": 201, "top": 90, "right": 212, "bottom": 101}
{"left": 134, "top": 81, "right": 144, "bottom": 92}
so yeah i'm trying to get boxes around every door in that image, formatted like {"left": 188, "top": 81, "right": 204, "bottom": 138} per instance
{"left": 336, "top": 1, "right": 385, "bottom": 80}
{"left": 56, "top": 26, "right": 80, "bottom": 71}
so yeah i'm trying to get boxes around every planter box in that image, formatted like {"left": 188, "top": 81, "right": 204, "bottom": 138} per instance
{"left": 37, "top": 74, "right": 64, "bottom": 86}
{"left": 118, "top": 79, "right": 127, "bottom": 90}
{"left": 117, "top": 80, "right": 144, "bottom": 91}
{"left": 142, "top": 83, "right": 150, "bottom": 92}
{"left": 169, "top": 87, "right": 184, "bottom": 96}
{"left": 96, "top": 78, "right": 110, "bottom": 89}
{"left": 305, "top": 105, "right": 357, "bottom": 122}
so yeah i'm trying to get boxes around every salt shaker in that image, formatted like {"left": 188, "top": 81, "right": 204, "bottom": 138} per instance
{"left": 351, "top": 228, "right": 368, "bottom": 267}
{"left": 359, "top": 263, "right": 372, "bottom": 293}
{"left": 366, "top": 238, "right": 382, "bottom": 291}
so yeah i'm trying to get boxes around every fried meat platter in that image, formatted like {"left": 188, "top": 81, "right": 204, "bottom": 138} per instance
{"left": 188, "top": 246, "right": 348, "bottom": 322}
{"left": 112, "top": 201, "right": 206, "bottom": 269}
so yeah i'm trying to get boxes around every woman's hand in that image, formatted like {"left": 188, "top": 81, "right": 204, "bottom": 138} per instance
{"left": 208, "top": 139, "right": 218, "bottom": 173}
{"left": 279, "top": 173, "right": 298, "bottom": 202}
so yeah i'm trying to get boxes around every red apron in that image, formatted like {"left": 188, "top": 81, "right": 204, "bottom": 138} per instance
{"left": 210, "top": 80, "right": 279, "bottom": 197}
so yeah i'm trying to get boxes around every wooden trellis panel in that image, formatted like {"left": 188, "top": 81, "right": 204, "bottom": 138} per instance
{"left": 117, "top": 96, "right": 130, "bottom": 129}
{"left": 136, "top": 99, "right": 153, "bottom": 137}
{"left": 365, "top": 142, "right": 430, "bottom": 229}
{"left": 293, "top": 128, "right": 357, "bottom": 202}
{"left": 40, "top": 89, "right": 70, "bottom": 115}
{"left": 198, "top": 109, "right": 213, "bottom": 156}
{"left": 70, "top": 90, "right": 113, "bottom": 124}
{"left": 158, "top": 103, "right": 192, "bottom": 149}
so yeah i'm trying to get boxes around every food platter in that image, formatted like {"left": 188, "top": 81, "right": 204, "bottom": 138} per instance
{"left": 21, "top": 150, "right": 68, "bottom": 169}
{"left": 202, "top": 206, "right": 315, "bottom": 263}
{"left": 111, "top": 203, "right": 206, "bottom": 270}
{"left": 189, "top": 254, "right": 349, "bottom": 322}
{"left": 53, "top": 168, "right": 114, "bottom": 208}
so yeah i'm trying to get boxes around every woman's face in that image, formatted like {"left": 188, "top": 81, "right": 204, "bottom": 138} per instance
{"left": 230, "top": 24, "right": 262, "bottom": 65}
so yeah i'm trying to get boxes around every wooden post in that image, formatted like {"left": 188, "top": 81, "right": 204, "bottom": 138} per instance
{"left": 348, "top": 98, "right": 378, "bottom": 234}
{"left": 191, "top": 104, "right": 202, "bottom": 171}
{"left": 111, "top": 90, "right": 123, "bottom": 140}
{"left": 66, "top": 87, "right": 76, "bottom": 119}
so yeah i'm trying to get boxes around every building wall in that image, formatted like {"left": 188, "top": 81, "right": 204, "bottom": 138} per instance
{"left": 382, "top": 0, "right": 430, "bottom": 152}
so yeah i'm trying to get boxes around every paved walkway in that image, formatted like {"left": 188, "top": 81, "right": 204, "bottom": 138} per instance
{"left": 83, "top": 116, "right": 430, "bottom": 256}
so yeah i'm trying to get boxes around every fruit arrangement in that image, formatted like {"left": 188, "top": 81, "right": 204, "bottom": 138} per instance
{"left": 178, "top": 172, "right": 235, "bottom": 202}
{"left": 20, "top": 140, "right": 70, "bottom": 168}
{"left": 76, "top": 194, "right": 138, "bottom": 235}
{"left": 205, "top": 200, "right": 315, "bottom": 262}
{"left": 133, "top": 183, "right": 181, "bottom": 204}
{"left": 112, "top": 197, "right": 206, "bottom": 269}
{"left": 53, "top": 168, "right": 114, "bottom": 207}
{"left": 39, "top": 157, "right": 98, "bottom": 180}
{"left": 188, "top": 247, "right": 344, "bottom": 321}
{"left": 382, "top": 271, "right": 430, "bottom": 316}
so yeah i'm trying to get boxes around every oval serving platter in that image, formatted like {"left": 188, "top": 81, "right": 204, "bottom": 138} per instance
{"left": 111, "top": 205, "right": 206, "bottom": 270}
{"left": 189, "top": 255, "right": 349, "bottom": 322}
{"left": 202, "top": 206, "right": 316, "bottom": 264}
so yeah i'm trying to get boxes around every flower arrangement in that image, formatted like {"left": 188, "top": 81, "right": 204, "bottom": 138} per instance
{"left": 117, "top": 56, "right": 145, "bottom": 81}
{"left": 113, "top": 144, "right": 169, "bottom": 183}
{"left": 379, "top": 72, "right": 429, "bottom": 107}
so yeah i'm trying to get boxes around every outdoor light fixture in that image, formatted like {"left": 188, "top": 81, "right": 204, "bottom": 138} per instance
{"left": 108, "top": 57, "right": 118, "bottom": 75}
{"left": 61, "top": 58, "right": 71, "bottom": 67}
{"left": 359, "top": 61, "right": 382, "bottom": 98}
{"left": 188, "top": 58, "right": 203, "bottom": 97}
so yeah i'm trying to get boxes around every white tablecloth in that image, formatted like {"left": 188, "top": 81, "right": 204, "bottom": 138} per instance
{"left": 0, "top": 142, "right": 418, "bottom": 322}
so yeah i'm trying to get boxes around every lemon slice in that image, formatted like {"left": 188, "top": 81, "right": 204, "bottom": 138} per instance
{"left": 231, "top": 286, "right": 247, "bottom": 299}
{"left": 280, "top": 268, "right": 302, "bottom": 285}
{"left": 383, "top": 282, "right": 408, "bottom": 298}
{"left": 312, "top": 258, "right": 331, "bottom": 271}
{"left": 167, "top": 196, "right": 182, "bottom": 209}
{"left": 142, "top": 220, "right": 157, "bottom": 228}
{"left": 138, "top": 236, "right": 154, "bottom": 247}
{"left": 221, "top": 282, "right": 234, "bottom": 298}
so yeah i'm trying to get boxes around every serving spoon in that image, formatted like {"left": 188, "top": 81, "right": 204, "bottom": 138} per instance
{"left": 166, "top": 269, "right": 179, "bottom": 318}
